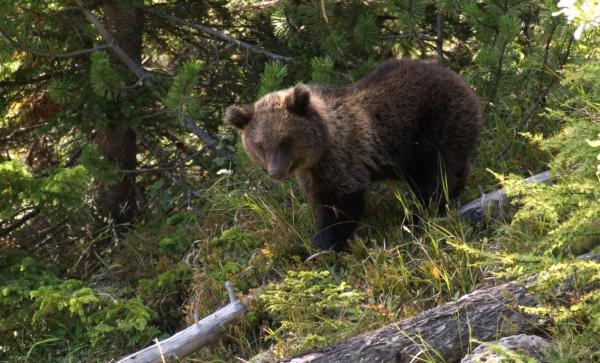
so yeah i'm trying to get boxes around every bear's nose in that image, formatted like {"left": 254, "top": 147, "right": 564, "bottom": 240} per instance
{"left": 266, "top": 153, "right": 289, "bottom": 180}
{"left": 267, "top": 167, "right": 287, "bottom": 180}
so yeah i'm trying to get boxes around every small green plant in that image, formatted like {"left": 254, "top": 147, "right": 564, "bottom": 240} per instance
{"left": 0, "top": 253, "right": 158, "bottom": 360}
{"left": 259, "top": 270, "right": 368, "bottom": 356}
{"left": 258, "top": 61, "right": 288, "bottom": 97}
{"left": 525, "top": 260, "right": 600, "bottom": 362}
{"left": 165, "top": 60, "right": 204, "bottom": 121}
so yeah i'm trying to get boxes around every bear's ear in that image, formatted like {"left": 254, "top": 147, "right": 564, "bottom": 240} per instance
{"left": 224, "top": 105, "right": 254, "bottom": 129}
{"left": 285, "top": 84, "right": 311, "bottom": 115}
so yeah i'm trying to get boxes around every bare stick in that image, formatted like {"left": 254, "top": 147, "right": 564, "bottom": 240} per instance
{"left": 459, "top": 170, "right": 551, "bottom": 223}
{"left": 118, "top": 281, "right": 246, "bottom": 363}
{"left": 143, "top": 7, "right": 293, "bottom": 63}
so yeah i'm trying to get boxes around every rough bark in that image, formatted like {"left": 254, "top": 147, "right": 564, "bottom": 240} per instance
{"left": 92, "top": 1, "right": 143, "bottom": 227}
{"left": 436, "top": 8, "right": 445, "bottom": 66}
{"left": 275, "top": 253, "right": 600, "bottom": 363}
{"left": 117, "top": 282, "right": 246, "bottom": 363}
{"left": 275, "top": 279, "right": 543, "bottom": 363}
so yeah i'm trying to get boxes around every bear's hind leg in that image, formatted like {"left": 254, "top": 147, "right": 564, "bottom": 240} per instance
{"left": 311, "top": 190, "right": 365, "bottom": 252}
{"left": 406, "top": 154, "right": 465, "bottom": 211}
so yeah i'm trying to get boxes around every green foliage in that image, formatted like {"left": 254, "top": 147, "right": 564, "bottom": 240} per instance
{"left": 89, "top": 51, "right": 122, "bottom": 99}
{"left": 38, "top": 166, "right": 90, "bottom": 209}
{"left": 497, "top": 59, "right": 600, "bottom": 258}
{"left": 353, "top": 13, "right": 379, "bottom": 52}
{"left": 310, "top": 56, "right": 335, "bottom": 84}
{"left": 165, "top": 60, "right": 204, "bottom": 121}
{"left": 588, "top": 134, "right": 600, "bottom": 176}
{"left": 47, "top": 78, "right": 71, "bottom": 104}
{"left": 260, "top": 270, "right": 366, "bottom": 355}
{"left": 2, "top": 0, "right": 600, "bottom": 361}
{"left": 0, "top": 160, "right": 34, "bottom": 218}
{"left": 487, "top": 47, "right": 600, "bottom": 360}
{"left": 0, "top": 253, "right": 158, "bottom": 360}
{"left": 138, "top": 262, "right": 192, "bottom": 301}
{"left": 258, "top": 61, "right": 288, "bottom": 97}
{"left": 79, "top": 143, "right": 119, "bottom": 183}
{"left": 0, "top": 160, "right": 91, "bottom": 222}
{"left": 527, "top": 260, "right": 600, "bottom": 362}
{"left": 86, "top": 298, "right": 158, "bottom": 348}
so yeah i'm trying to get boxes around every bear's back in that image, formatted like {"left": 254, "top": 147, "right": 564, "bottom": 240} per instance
{"left": 342, "top": 59, "right": 483, "bottom": 175}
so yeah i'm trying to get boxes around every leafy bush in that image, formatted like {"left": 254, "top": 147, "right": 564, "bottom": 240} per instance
{"left": 0, "top": 253, "right": 158, "bottom": 360}
{"left": 259, "top": 270, "right": 371, "bottom": 356}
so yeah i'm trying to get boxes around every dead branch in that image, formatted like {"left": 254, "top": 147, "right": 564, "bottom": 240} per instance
{"left": 118, "top": 281, "right": 246, "bottom": 363}
{"left": 0, "top": 25, "right": 110, "bottom": 58}
{"left": 143, "top": 7, "right": 294, "bottom": 63}
{"left": 0, "top": 209, "right": 40, "bottom": 237}
{"left": 459, "top": 170, "right": 551, "bottom": 223}
{"left": 138, "top": 137, "right": 204, "bottom": 199}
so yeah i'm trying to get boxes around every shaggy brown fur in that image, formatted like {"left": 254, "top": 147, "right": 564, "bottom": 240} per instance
{"left": 224, "top": 59, "right": 483, "bottom": 251}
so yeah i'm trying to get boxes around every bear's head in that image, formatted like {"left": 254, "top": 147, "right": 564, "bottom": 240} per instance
{"left": 224, "top": 84, "right": 329, "bottom": 180}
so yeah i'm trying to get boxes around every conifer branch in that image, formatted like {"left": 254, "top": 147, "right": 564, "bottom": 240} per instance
{"left": 74, "top": 0, "right": 227, "bottom": 154}
{"left": 383, "top": 33, "right": 437, "bottom": 42}
{"left": 0, "top": 25, "right": 110, "bottom": 58}
{"left": 143, "top": 7, "right": 294, "bottom": 62}
{"left": 122, "top": 148, "right": 205, "bottom": 174}
{"left": 138, "top": 137, "right": 204, "bottom": 198}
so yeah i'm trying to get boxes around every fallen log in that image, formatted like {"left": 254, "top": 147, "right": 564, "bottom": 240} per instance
{"left": 459, "top": 170, "right": 551, "bottom": 223}
{"left": 275, "top": 277, "right": 543, "bottom": 363}
{"left": 118, "top": 281, "right": 246, "bottom": 363}
{"left": 275, "top": 254, "right": 600, "bottom": 363}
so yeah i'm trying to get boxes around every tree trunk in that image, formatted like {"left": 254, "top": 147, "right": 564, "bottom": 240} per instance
{"left": 94, "top": 1, "right": 143, "bottom": 227}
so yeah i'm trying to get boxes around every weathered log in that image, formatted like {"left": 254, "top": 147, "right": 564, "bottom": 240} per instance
{"left": 275, "top": 253, "right": 600, "bottom": 363}
{"left": 459, "top": 170, "right": 551, "bottom": 223}
{"left": 118, "top": 282, "right": 246, "bottom": 363}
{"left": 275, "top": 278, "right": 544, "bottom": 363}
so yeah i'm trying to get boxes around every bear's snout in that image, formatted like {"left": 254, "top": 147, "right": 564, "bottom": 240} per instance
{"left": 266, "top": 151, "right": 291, "bottom": 181}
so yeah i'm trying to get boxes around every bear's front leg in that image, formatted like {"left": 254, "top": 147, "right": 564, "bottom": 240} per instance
{"left": 311, "top": 190, "right": 365, "bottom": 252}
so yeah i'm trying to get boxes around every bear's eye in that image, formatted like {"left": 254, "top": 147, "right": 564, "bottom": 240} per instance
{"left": 279, "top": 138, "right": 292, "bottom": 150}
{"left": 255, "top": 143, "right": 266, "bottom": 155}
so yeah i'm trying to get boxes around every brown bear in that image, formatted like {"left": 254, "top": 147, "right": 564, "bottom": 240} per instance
{"left": 224, "top": 59, "right": 483, "bottom": 251}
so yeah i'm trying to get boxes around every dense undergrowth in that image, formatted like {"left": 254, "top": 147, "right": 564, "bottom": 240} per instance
{"left": 3, "top": 70, "right": 599, "bottom": 360}
{"left": 1, "top": 1, "right": 600, "bottom": 362}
